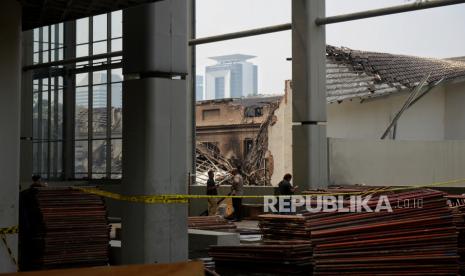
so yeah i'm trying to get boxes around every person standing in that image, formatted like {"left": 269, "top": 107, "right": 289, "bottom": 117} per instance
{"left": 278, "top": 173, "right": 297, "bottom": 195}
{"left": 278, "top": 173, "right": 298, "bottom": 214}
{"left": 231, "top": 168, "right": 244, "bottom": 221}
{"left": 206, "top": 170, "right": 219, "bottom": 216}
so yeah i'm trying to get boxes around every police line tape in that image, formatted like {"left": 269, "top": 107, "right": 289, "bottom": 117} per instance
{"left": 0, "top": 226, "right": 18, "bottom": 235}
{"left": 1, "top": 178, "right": 465, "bottom": 235}
{"left": 75, "top": 177, "right": 465, "bottom": 204}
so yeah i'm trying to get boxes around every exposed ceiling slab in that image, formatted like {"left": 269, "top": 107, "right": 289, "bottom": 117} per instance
{"left": 19, "top": 0, "right": 162, "bottom": 30}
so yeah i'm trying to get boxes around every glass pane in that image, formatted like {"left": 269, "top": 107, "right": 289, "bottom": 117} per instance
{"left": 33, "top": 142, "right": 40, "bottom": 175}
{"left": 74, "top": 141, "right": 88, "bottom": 176}
{"left": 111, "top": 10, "right": 122, "bottom": 38}
{"left": 93, "top": 70, "right": 107, "bottom": 85}
{"left": 76, "top": 17, "right": 89, "bottom": 44}
{"left": 33, "top": 93, "right": 39, "bottom": 139}
{"left": 92, "top": 140, "right": 107, "bottom": 177}
{"left": 33, "top": 53, "right": 39, "bottom": 64}
{"left": 42, "top": 26, "right": 49, "bottom": 50}
{"left": 58, "top": 90, "right": 63, "bottom": 139}
{"left": 76, "top": 73, "right": 89, "bottom": 86}
{"left": 57, "top": 142, "right": 63, "bottom": 176}
{"left": 92, "top": 84, "right": 107, "bottom": 139}
{"left": 51, "top": 25, "right": 56, "bottom": 45}
{"left": 93, "top": 14, "right": 107, "bottom": 41}
{"left": 76, "top": 44, "right": 89, "bottom": 58}
{"left": 42, "top": 91, "right": 48, "bottom": 140}
{"left": 50, "top": 141, "right": 56, "bottom": 177}
{"left": 111, "top": 139, "right": 122, "bottom": 178}
{"left": 58, "top": 23, "right": 64, "bottom": 44}
{"left": 41, "top": 142, "right": 48, "bottom": 177}
{"left": 58, "top": 48, "right": 64, "bottom": 61}
{"left": 111, "top": 68, "right": 123, "bottom": 83}
{"left": 93, "top": 41, "right": 107, "bottom": 55}
{"left": 50, "top": 89, "right": 56, "bottom": 139}
{"left": 111, "top": 83, "right": 122, "bottom": 138}
{"left": 111, "top": 38, "right": 122, "bottom": 52}
{"left": 75, "top": 87, "right": 88, "bottom": 139}
{"left": 42, "top": 51, "right": 49, "bottom": 63}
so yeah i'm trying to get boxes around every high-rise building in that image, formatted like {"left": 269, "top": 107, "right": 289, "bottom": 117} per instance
{"left": 196, "top": 75, "right": 204, "bottom": 101}
{"left": 205, "top": 54, "right": 258, "bottom": 100}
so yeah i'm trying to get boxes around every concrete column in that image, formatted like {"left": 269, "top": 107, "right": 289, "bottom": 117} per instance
{"left": 292, "top": 0, "right": 328, "bottom": 190}
{"left": 0, "top": 0, "right": 21, "bottom": 272}
{"left": 122, "top": 0, "right": 188, "bottom": 264}
{"left": 20, "top": 30, "right": 33, "bottom": 190}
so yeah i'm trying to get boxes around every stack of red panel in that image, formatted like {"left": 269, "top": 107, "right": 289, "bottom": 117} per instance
{"left": 188, "top": 216, "right": 237, "bottom": 230}
{"left": 21, "top": 187, "right": 109, "bottom": 270}
{"left": 447, "top": 195, "right": 465, "bottom": 274}
{"left": 258, "top": 214, "right": 311, "bottom": 240}
{"left": 209, "top": 240, "right": 313, "bottom": 275}
{"left": 305, "top": 189, "right": 460, "bottom": 275}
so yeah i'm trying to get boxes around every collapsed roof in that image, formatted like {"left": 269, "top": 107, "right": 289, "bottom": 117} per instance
{"left": 326, "top": 45, "right": 465, "bottom": 103}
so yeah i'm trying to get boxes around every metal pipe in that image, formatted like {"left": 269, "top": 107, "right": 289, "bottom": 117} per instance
{"left": 188, "top": 23, "right": 291, "bottom": 46}
{"left": 316, "top": 0, "right": 465, "bottom": 25}
{"left": 23, "top": 51, "right": 123, "bottom": 71}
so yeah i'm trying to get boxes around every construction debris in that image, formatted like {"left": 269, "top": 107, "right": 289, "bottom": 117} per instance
{"left": 241, "top": 101, "right": 280, "bottom": 186}
{"left": 196, "top": 143, "right": 233, "bottom": 185}
{"left": 188, "top": 216, "right": 237, "bottom": 231}
{"left": 19, "top": 187, "right": 109, "bottom": 270}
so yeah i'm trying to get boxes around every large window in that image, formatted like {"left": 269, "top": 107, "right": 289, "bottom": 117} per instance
{"left": 32, "top": 11, "right": 123, "bottom": 180}
{"left": 32, "top": 24, "right": 65, "bottom": 179}
{"left": 74, "top": 11, "right": 123, "bottom": 179}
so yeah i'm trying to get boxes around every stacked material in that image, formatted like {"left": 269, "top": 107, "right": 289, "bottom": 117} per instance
{"left": 188, "top": 216, "right": 237, "bottom": 230}
{"left": 209, "top": 240, "right": 312, "bottom": 275}
{"left": 20, "top": 187, "right": 109, "bottom": 270}
{"left": 305, "top": 189, "right": 460, "bottom": 275}
{"left": 258, "top": 214, "right": 311, "bottom": 240}
{"left": 448, "top": 196, "right": 465, "bottom": 274}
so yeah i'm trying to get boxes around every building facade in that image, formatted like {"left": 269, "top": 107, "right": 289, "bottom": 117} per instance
{"left": 204, "top": 54, "right": 258, "bottom": 100}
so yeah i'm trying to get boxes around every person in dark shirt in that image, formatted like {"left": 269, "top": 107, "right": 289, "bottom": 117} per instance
{"left": 207, "top": 170, "right": 219, "bottom": 215}
{"left": 277, "top": 174, "right": 298, "bottom": 214}
{"left": 278, "top": 173, "right": 297, "bottom": 195}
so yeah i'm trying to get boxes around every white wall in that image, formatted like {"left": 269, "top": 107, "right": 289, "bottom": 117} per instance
{"left": 329, "top": 138, "right": 465, "bottom": 187}
{"left": 268, "top": 82, "right": 293, "bottom": 186}
{"left": 445, "top": 81, "right": 465, "bottom": 139}
{"left": 327, "top": 86, "right": 446, "bottom": 140}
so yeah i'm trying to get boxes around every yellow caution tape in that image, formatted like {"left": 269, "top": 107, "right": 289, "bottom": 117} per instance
{"left": 0, "top": 233, "right": 18, "bottom": 269}
{"left": 74, "top": 178, "right": 465, "bottom": 203}
{"left": 0, "top": 226, "right": 18, "bottom": 235}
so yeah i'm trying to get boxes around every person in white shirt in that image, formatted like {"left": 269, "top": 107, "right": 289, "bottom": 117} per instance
{"left": 230, "top": 168, "right": 244, "bottom": 221}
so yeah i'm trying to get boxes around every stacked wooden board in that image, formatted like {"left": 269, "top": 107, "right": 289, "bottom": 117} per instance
{"left": 188, "top": 216, "right": 237, "bottom": 231}
{"left": 305, "top": 189, "right": 460, "bottom": 275}
{"left": 19, "top": 187, "right": 109, "bottom": 270}
{"left": 258, "top": 214, "right": 311, "bottom": 240}
{"left": 209, "top": 240, "right": 313, "bottom": 275}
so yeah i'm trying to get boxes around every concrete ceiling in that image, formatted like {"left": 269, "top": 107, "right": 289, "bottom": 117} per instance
{"left": 19, "top": 0, "right": 161, "bottom": 30}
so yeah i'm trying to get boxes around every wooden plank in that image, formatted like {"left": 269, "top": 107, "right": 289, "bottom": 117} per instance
{"left": 4, "top": 262, "right": 204, "bottom": 276}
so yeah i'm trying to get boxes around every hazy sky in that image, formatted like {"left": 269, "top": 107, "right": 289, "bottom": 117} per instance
{"left": 195, "top": 0, "right": 465, "bottom": 95}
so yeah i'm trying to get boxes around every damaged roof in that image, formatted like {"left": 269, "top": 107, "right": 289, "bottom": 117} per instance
{"left": 197, "top": 96, "right": 282, "bottom": 107}
{"left": 327, "top": 45, "right": 465, "bottom": 103}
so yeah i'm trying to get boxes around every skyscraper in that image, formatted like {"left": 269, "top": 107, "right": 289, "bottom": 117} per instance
{"left": 196, "top": 75, "right": 204, "bottom": 101}
{"left": 205, "top": 54, "right": 258, "bottom": 100}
